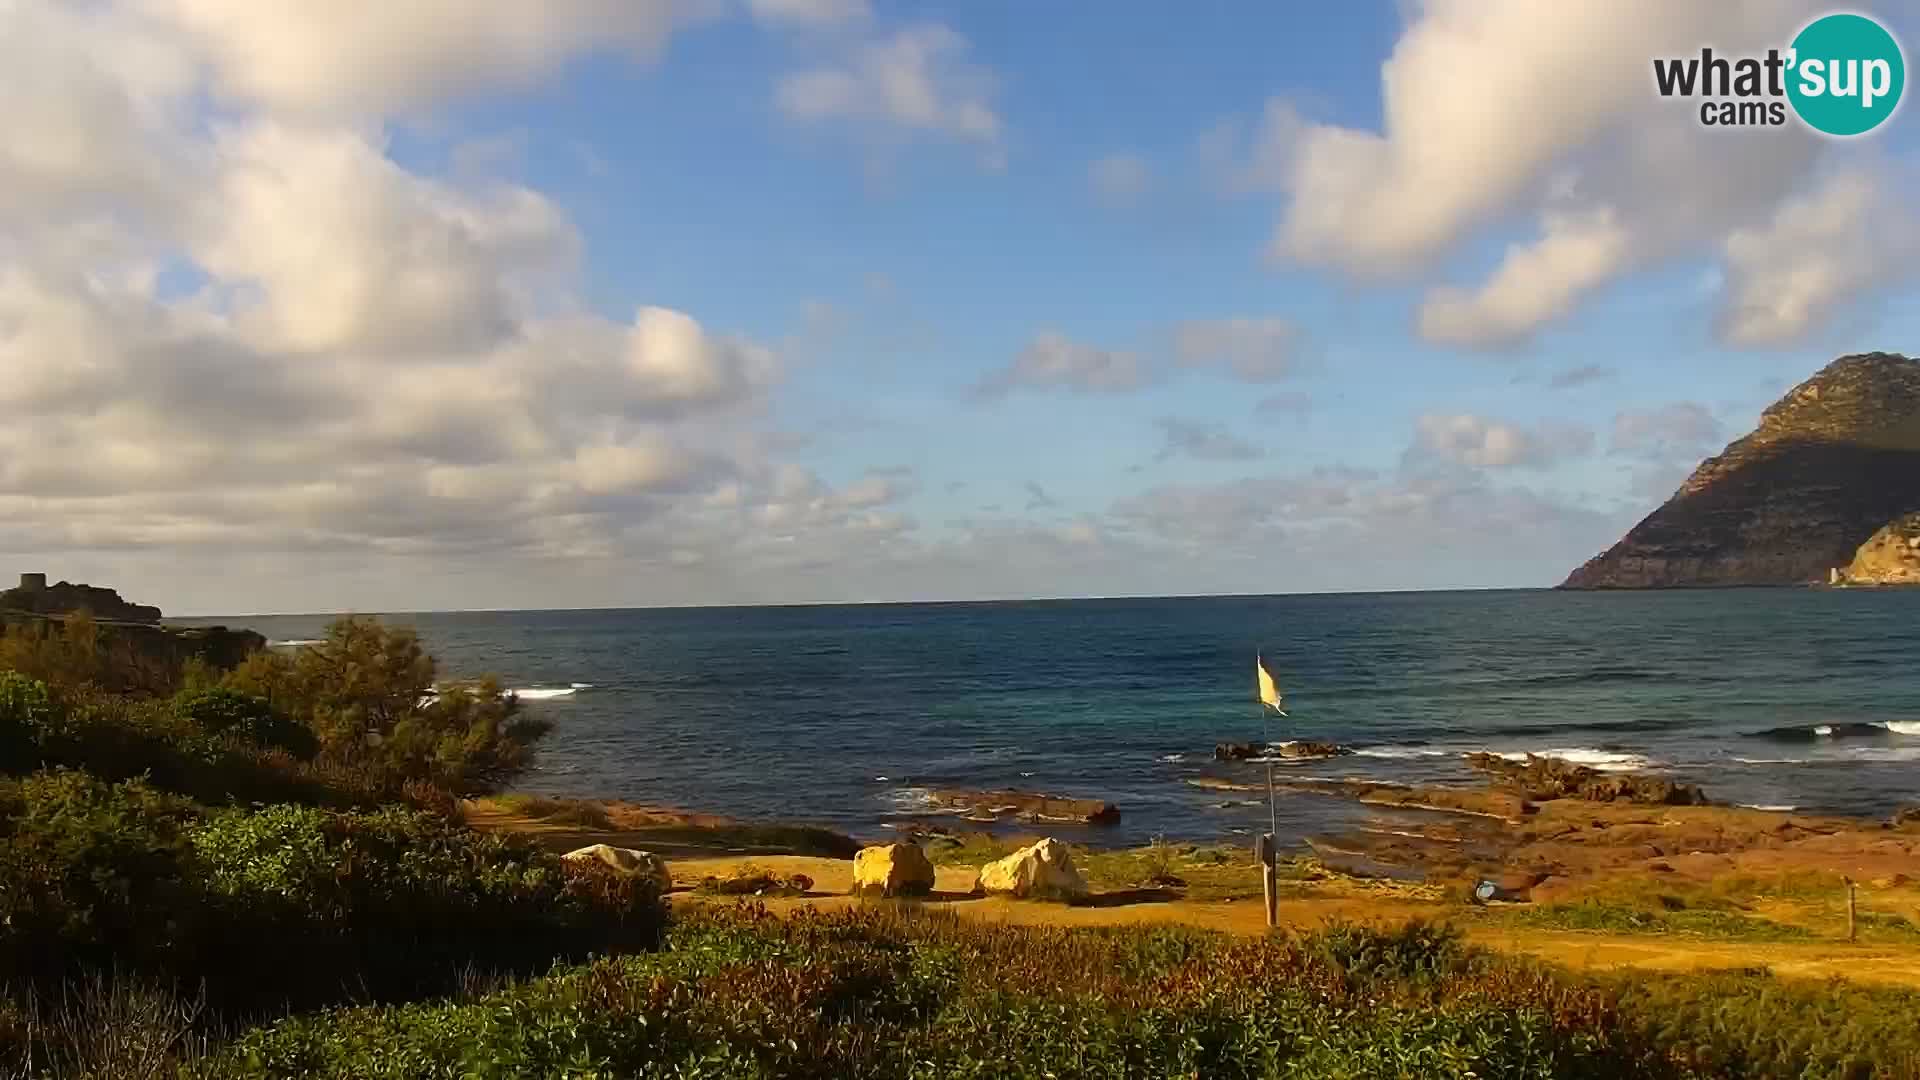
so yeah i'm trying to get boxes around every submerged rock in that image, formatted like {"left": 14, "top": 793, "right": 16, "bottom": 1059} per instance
{"left": 562, "top": 844, "right": 672, "bottom": 891}
{"left": 1464, "top": 752, "right": 1708, "bottom": 806}
{"left": 1213, "top": 740, "right": 1344, "bottom": 761}
{"left": 851, "top": 843, "right": 936, "bottom": 897}
{"left": 927, "top": 789, "right": 1120, "bottom": 825}
{"left": 973, "top": 837, "right": 1088, "bottom": 900}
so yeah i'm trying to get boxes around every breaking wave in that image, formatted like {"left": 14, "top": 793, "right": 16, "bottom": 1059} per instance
{"left": 1886, "top": 721, "right": 1920, "bottom": 736}
{"left": 512, "top": 686, "right": 581, "bottom": 700}
{"left": 1350, "top": 746, "right": 1452, "bottom": 760}
{"left": 1492, "top": 748, "right": 1653, "bottom": 772}
{"left": 269, "top": 639, "right": 323, "bottom": 647}
{"left": 1748, "top": 722, "right": 1891, "bottom": 742}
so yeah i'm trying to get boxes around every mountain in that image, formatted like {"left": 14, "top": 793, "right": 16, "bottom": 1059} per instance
{"left": 1561, "top": 352, "right": 1920, "bottom": 589}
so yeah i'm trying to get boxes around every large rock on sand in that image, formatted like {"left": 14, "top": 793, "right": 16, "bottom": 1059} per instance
{"left": 973, "top": 838, "right": 1089, "bottom": 900}
{"left": 852, "top": 843, "right": 936, "bottom": 897}
{"left": 563, "top": 844, "right": 672, "bottom": 891}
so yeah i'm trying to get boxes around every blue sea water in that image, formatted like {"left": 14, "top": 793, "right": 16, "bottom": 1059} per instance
{"left": 189, "top": 589, "right": 1920, "bottom": 850}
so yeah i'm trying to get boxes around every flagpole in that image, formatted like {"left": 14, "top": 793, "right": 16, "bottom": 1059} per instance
{"left": 1256, "top": 652, "right": 1279, "bottom": 929}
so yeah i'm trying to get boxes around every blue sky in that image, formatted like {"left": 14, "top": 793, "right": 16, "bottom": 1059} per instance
{"left": 4, "top": 1, "right": 1918, "bottom": 613}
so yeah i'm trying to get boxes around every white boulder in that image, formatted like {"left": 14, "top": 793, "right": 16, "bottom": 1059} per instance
{"left": 563, "top": 844, "right": 672, "bottom": 891}
{"left": 851, "top": 842, "right": 936, "bottom": 897}
{"left": 972, "top": 837, "right": 1088, "bottom": 900}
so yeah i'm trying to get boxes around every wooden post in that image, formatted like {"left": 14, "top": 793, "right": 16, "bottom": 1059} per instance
{"left": 1846, "top": 877, "right": 1857, "bottom": 942}
{"left": 1256, "top": 832, "right": 1278, "bottom": 928}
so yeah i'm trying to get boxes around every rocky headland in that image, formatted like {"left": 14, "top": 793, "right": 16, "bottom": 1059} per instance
{"left": 1835, "top": 511, "right": 1920, "bottom": 586}
{"left": 1562, "top": 352, "right": 1920, "bottom": 588}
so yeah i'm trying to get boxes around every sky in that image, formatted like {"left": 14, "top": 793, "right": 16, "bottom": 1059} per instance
{"left": 4, "top": 0, "right": 1919, "bottom": 616}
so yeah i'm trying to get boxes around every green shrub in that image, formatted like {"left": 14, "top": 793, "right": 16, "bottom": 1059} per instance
{"left": 201, "top": 906, "right": 1668, "bottom": 1079}
{"left": 0, "top": 671, "right": 57, "bottom": 769}
{"left": 173, "top": 687, "right": 318, "bottom": 759}
{"left": 1608, "top": 969, "right": 1920, "bottom": 1078}
{"left": 0, "top": 770, "right": 200, "bottom": 982}
{"left": 0, "top": 774, "right": 666, "bottom": 1017}
{"left": 178, "top": 804, "right": 667, "bottom": 1008}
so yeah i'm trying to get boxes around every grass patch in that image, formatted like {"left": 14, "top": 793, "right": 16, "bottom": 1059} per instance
{"left": 1489, "top": 901, "right": 1817, "bottom": 941}
{"left": 694, "top": 863, "right": 814, "bottom": 897}
{"left": 488, "top": 792, "right": 613, "bottom": 828}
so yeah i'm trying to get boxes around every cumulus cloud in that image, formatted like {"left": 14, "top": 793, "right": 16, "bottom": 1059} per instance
{"left": 1173, "top": 318, "right": 1303, "bottom": 382}
{"left": 0, "top": 0, "right": 927, "bottom": 614}
{"left": 1716, "top": 168, "right": 1920, "bottom": 347}
{"left": 973, "top": 332, "right": 1148, "bottom": 398}
{"left": 774, "top": 24, "right": 1001, "bottom": 156}
{"left": 1109, "top": 465, "right": 1618, "bottom": 588}
{"left": 1235, "top": 0, "right": 1912, "bottom": 347}
{"left": 1154, "top": 418, "right": 1265, "bottom": 463}
{"left": 149, "top": 0, "right": 706, "bottom": 117}
{"left": 1610, "top": 403, "right": 1722, "bottom": 460}
{"left": 1089, "top": 152, "right": 1152, "bottom": 205}
{"left": 1418, "top": 208, "right": 1632, "bottom": 348}
{"left": 1409, "top": 414, "right": 1595, "bottom": 470}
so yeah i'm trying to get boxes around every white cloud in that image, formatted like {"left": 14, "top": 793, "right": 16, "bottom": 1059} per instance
{"left": 1089, "top": 152, "right": 1152, "bottom": 205}
{"left": 1418, "top": 208, "right": 1632, "bottom": 347}
{"left": 1717, "top": 168, "right": 1920, "bottom": 347}
{"left": 194, "top": 122, "right": 577, "bottom": 355}
{"left": 973, "top": 332, "right": 1148, "bottom": 398}
{"left": 1242, "top": 0, "right": 1877, "bottom": 347}
{"left": 1610, "top": 403, "right": 1722, "bottom": 460}
{"left": 148, "top": 0, "right": 707, "bottom": 116}
{"left": 1410, "top": 413, "right": 1594, "bottom": 469}
{"left": 1174, "top": 317, "right": 1304, "bottom": 382}
{"left": 774, "top": 24, "right": 1001, "bottom": 156}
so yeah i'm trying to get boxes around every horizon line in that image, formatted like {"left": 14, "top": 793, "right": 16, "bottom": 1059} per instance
{"left": 171, "top": 583, "right": 1579, "bottom": 620}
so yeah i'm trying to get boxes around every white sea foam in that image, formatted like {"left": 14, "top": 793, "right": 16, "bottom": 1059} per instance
{"left": 1886, "top": 721, "right": 1920, "bottom": 736}
{"left": 570, "top": 682, "right": 594, "bottom": 689}
{"left": 512, "top": 687, "right": 577, "bottom": 700}
{"left": 269, "top": 639, "right": 323, "bottom": 647}
{"left": 1814, "top": 725, "right": 1835, "bottom": 736}
{"left": 1157, "top": 753, "right": 1187, "bottom": 763}
{"left": 1732, "top": 757, "right": 1806, "bottom": 765}
{"left": 883, "top": 787, "right": 939, "bottom": 810}
{"left": 1535, "top": 748, "right": 1652, "bottom": 772}
{"left": 1352, "top": 746, "right": 1450, "bottom": 760}
{"left": 1740, "top": 804, "right": 1797, "bottom": 812}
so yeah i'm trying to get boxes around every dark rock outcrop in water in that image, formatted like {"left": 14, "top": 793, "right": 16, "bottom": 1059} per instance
{"left": 1561, "top": 352, "right": 1920, "bottom": 588}
{"left": 927, "top": 789, "right": 1120, "bottom": 825}
{"left": 1213, "top": 740, "right": 1345, "bottom": 762}
{"left": 1464, "top": 752, "right": 1708, "bottom": 806}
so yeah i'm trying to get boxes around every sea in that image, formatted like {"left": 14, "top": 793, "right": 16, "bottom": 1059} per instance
{"left": 184, "top": 589, "right": 1920, "bottom": 851}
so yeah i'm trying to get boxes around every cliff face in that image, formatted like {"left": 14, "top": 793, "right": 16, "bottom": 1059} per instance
{"left": 0, "top": 580, "right": 161, "bottom": 623}
{"left": 1561, "top": 352, "right": 1920, "bottom": 589}
{"left": 1842, "top": 512, "right": 1920, "bottom": 586}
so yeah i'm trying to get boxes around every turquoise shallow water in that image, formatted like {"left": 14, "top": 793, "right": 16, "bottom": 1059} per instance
{"left": 192, "top": 589, "right": 1920, "bottom": 849}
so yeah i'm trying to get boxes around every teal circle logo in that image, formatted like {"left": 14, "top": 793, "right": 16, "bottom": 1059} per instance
{"left": 1787, "top": 13, "right": 1905, "bottom": 136}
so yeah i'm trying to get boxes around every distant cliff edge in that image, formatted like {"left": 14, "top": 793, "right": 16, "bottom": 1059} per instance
{"left": 0, "top": 572, "right": 264, "bottom": 675}
{"left": 1561, "top": 352, "right": 1920, "bottom": 589}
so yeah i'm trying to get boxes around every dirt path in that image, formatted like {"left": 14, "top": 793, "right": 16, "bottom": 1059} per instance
{"left": 469, "top": 801, "right": 1920, "bottom": 989}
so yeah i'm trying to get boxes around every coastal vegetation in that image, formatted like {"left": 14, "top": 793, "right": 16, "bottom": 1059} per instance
{"left": 6, "top": 608, "right": 1920, "bottom": 1077}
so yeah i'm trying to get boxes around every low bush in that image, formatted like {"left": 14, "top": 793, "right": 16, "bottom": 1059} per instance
{"left": 0, "top": 774, "right": 667, "bottom": 1017}
{"left": 201, "top": 905, "right": 1674, "bottom": 1079}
